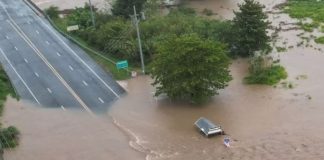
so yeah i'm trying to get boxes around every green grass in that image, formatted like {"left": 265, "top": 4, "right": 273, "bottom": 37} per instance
{"left": 315, "top": 36, "right": 324, "bottom": 44}
{"left": 298, "top": 21, "right": 320, "bottom": 32}
{"left": 285, "top": 0, "right": 324, "bottom": 22}
{"left": 52, "top": 18, "right": 131, "bottom": 80}
{"left": 245, "top": 65, "right": 288, "bottom": 85}
{"left": 285, "top": 0, "right": 324, "bottom": 31}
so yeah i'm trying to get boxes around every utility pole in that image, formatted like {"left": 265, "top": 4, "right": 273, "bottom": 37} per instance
{"left": 133, "top": 5, "right": 145, "bottom": 74}
{"left": 88, "top": 0, "right": 96, "bottom": 27}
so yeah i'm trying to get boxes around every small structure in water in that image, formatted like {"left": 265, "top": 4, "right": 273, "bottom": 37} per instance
{"left": 195, "top": 117, "right": 223, "bottom": 137}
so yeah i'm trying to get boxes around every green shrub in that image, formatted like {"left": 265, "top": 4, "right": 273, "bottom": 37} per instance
{"left": 45, "top": 6, "right": 60, "bottom": 19}
{"left": 315, "top": 36, "right": 324, "bottom": 44}
{"left": 276, "top": 46, "right": 287, "bottom": 52}
{"left": 0, "top": 126, "right": 20, "bottom": 148}
{"left": 245, "top": 65, "right": 288, "bottom": 85}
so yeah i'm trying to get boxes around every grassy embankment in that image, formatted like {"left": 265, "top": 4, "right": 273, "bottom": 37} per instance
{"left": 285, "top": 0, "right": 324, "bottom": 43}
{"left": 0, "top": 67, "right": 20, "bottom": 148}
{"left": 52, "top": 18, "right": 131, "bottom": 80}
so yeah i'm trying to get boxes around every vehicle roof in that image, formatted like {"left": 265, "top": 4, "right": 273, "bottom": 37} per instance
{"left": 195, "top": 117, "right": 220, "bottom": 131}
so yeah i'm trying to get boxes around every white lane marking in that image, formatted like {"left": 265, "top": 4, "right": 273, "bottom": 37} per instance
{"left": 68, "top": 65, "right": 74, "bottom": 71}
{"left": 45, "top": 41, "right": 50, "bottom": 45}
{"left": 14, "top": 46, "right": 18, "bottom": 51}
{"left": 47, "top": 88, "right": 52, "bottom": 94}
{"left": 34, "top": 72, "right": 39, "bottom": 77}
{"left": 36, "top": 16, "right": 120, "bottom": 98}
{"left": 36, "top": 30, "right": 39, "bottom": 34}
{"left": 24, "top": 58, "right": 29, "bottom": 63}
{"left": 0, "top": 48, "right": 40, "bottom": 104}
{"left": 98, "top": 97, "right": 105, "bottom": 104}
{"left": 5, "top": 35, "right": 9, "bottom": 39}
{"left": 82, "top": 80, "right": 88, "bottom": 86}
{"left": 61, "top": 105, "right": 66, "bottom": 111}
{"left": 6, "top": 19, "right": 93, "bottom": 115}
{"left": 56, "top": 52, "right": 61, "bottom": 57}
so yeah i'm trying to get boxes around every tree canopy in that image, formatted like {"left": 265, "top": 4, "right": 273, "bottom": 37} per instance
{"left": 112, "top": 0, "right": 147, "bottom": 18}
{"left": 231, "top": 0, "right": 271, "bottom": 57}
{"left": 67, "top": 4, "right": 93, "bottom": 28}
{"left": 151, "top": 34, "right": 232, "bottom": 104}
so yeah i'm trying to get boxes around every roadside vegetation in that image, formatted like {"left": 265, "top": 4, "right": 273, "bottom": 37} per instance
{"left": 0, "top": 67, "right": 17, "bottom": 115}
{"left": 45, "top": 0, "right": 288, "bottom": 103}
{"left": 0, "top": 67, "right": 20, "bottom": 149}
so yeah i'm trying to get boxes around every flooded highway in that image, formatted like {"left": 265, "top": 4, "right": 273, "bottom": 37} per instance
{"left": 3, "top": 0, "right": 324, "bottom": 159}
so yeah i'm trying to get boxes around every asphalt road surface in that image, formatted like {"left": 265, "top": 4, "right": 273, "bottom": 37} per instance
{"left": 0, "top": 0, "right": 125, "bottom": 113}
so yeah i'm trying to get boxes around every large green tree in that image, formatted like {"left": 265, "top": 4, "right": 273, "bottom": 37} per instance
{"left": 111, "top": 0, "right": 146, "bottom": 18}
{"left": 232, "top": 0, "right": 271, "bottom": 57}
{"left": 151, "top": 34, "right": 232, "bottom": 104}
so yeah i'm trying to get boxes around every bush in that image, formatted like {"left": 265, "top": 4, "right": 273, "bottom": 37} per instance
{"left": 315, "top": 36, "right": 324, "bottom": 44}
{"left": 67, "top": 4, "right": 93, "bottom": 28}
{"left": 0, "top": 126, "right": 20, "bottom": 148}
{"left": 276, "top": 46, "right": 287, "bottom": 52}
{"left": 245, "top": 65, "right": 288, "bottom": 85}
{"left": 45, "top": 6, "right": 60, "bottom": 19}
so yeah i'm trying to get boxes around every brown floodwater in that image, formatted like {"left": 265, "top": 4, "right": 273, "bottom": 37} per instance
{"left": 3, "top": 0, "right": 324, "bottom": 160}
{"left": 31, "top": 0, "right": 110, "bottom": 10}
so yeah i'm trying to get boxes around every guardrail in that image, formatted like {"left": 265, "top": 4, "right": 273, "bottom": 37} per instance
{"left": 23, "top": 0, "right": 45, "bottom": 16}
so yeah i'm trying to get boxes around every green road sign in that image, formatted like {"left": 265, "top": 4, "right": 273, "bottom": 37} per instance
{"left": 116, "top": 60, "right": 128, "bottom": 69}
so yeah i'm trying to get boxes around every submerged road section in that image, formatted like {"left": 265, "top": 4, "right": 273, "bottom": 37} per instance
{"left": 0, "top": 0, "right": 125, "bottom": 113}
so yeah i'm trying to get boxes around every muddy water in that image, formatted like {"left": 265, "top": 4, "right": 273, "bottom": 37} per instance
{"left": 184, "top": 0, "right": 287, "bottom": 19}
{"left": 109, "top": 1, "right": 324, "bottom": 160}
{"left": 2, "top": 98, "right": 145, "bottom": 160}
{"left": 31, "top": 0, "right": 110, "bottom": 10}
{"left": 4, "top": 0, "right": 324, "bottom": 160}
